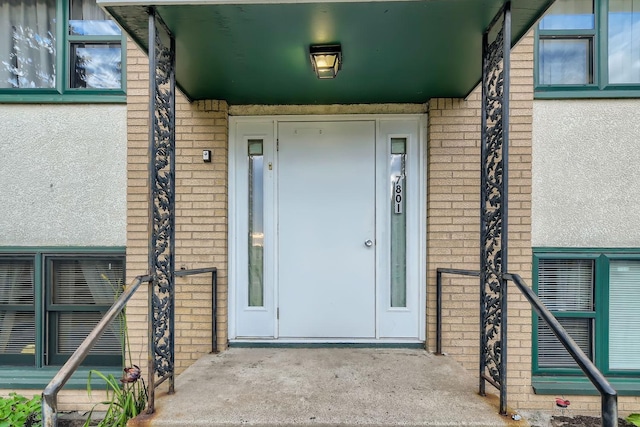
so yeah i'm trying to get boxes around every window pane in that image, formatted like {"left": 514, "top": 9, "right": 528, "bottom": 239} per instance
{"left": 0, "top": 311, "right": 36, "bottom": 356}
{"left": 0, "top": 258, "right": 35, "bottom": 359}
{"left": 539, "top": 0, "right": 595, "bottom": 30}
{"left": 0, "top": 258, "right": 34, "bottom": 305}
{"left": 70, "top": 43, "right": 121, "bottom": 89}
{"left": 390, "top": 138, "right": 406, "bottom": 308}
{"left": 248, "top": 139, "right": 264, "bottom": 307}
{"left": 0, "top": 0, "right": 56, "bottom": 88}
{"left": 69, "top": 0, "right": 121, "bottom": 35}
{"left": 609, "top": 260, "right": 640, "bottom": 370}
{"left": 608, "top": 0, "right": 640, "bottom": 84}
{"left": 57, "top": 311, "right": 122, "bottom": 354}
{"left": 539, "top": 38, "right": 593, "bottom": 85}
{"left": 538, "top": 317, "right": 593, "bottom": 368}
{"left": 52, "top": 258, "right": 124, "bottom": 305}
{"left": 538, "top": 259, "right": 594, "bottom": 311}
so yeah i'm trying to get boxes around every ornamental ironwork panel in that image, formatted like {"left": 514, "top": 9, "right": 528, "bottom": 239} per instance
{"left": 147, "top": 8, "right": 176, "bottom": 411}
{"left": 479, "top": 2, "right": 511, "bottom": 416}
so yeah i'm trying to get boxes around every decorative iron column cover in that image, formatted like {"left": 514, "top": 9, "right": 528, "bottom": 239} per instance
{"left": 479, "top": 1, "right": 511, "bottom": 416}
{"left": 147, "top": 7, "right": 176, "bottom": 412}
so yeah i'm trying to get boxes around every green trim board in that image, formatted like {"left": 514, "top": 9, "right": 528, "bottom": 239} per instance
{"left": 0, "top": 94, "right": 126, "bottom": 104}
{"left": 532, "top": 376, "right": 640, "bottom": 396}
{"left": 531, "top": 248, "right": 640, "bottom": 394}
{"left": 0, "top": 246, "right": 126, "bottom": 254}
{"left": 0, "top": 367, "right": 122, "bottom": 390}
{"left": 229, "top": 342, "right": 426, "bottom": 349}
{"left": 532, "top": 247, "right": 640, "bottom": 254}
{"left": 103, "top": 0, "right": 555, "bottom": 105}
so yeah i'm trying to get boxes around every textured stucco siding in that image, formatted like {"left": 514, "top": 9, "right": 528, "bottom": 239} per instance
{"left": 0, "top": 104, "right": 127, "bottom": 247}
{"left": 532, "top": 99, "right": 640, "bottom": 248}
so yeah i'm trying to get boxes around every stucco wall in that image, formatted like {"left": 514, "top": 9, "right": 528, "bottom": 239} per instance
{"left": 532, "top": 99, "right": 640, "bottom": 248}
{"left": 0, "top": 104, "right": 127, "bottom": 247}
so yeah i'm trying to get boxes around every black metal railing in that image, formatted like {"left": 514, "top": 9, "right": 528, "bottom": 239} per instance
{"left": 42, "top": 274, "right": 153, "bottom": 427}
{"left": 42, "top": 266, "right": 217, "bottom": 426}
{"left": 436, "top": 268, "right": 619, "bottom": 427}
{"left": 175, "top": 267, "right": 218, "bottom": 353}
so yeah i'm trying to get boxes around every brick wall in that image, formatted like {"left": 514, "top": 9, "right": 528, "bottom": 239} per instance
{"left": 425, "top": 32, "right": 536, "bottom": 410}
{"left": 427, "top": 32, "right": 640, "bottom": 415}
{"left": 125, "top": 41, "right": 229, "bottom": 384}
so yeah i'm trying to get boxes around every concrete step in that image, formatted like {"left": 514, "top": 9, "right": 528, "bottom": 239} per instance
{"left": 129, "top": 347, "right": 524, "bottom": 426}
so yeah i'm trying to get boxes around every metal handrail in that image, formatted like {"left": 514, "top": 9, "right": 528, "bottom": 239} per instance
{"left": 436, "top": 268, "right": 618, "bottom": 427}
{"left": 435, "top": 268, "right": 480, "bottom": 355}
{"left": 174, "top": 267, "right": 218, "bottom": 353}
{"left": 504, "top": 273, "right": 618, "bottom": 427}
{"left": 42, "top": 274, "right": 153, "bottom": 427}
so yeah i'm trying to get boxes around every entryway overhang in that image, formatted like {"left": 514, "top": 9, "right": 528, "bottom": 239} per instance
{"left": 100, "top": 0, "right": 553, "bottom": 104}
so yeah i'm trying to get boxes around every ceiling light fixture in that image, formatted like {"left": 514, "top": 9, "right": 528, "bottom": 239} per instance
{"left": 309, "top": 44, "right": 342, "bottom": 79}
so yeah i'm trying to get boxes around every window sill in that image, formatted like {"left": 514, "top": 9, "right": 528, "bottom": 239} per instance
{"left": 533, "top": 376, "right": 640, "bottom": 396}
{"left": 0, "top": 94, "right": 126, "bottom": 104}
{"left": 0, "top": 367, "right": 123, "bottom": 390}
{"left": 535, "top": 89, "right": 640, "bottom": 99}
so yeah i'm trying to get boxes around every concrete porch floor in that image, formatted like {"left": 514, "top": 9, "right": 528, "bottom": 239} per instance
{"left": 130, "top": 347, "right": 524, "bottom": 427}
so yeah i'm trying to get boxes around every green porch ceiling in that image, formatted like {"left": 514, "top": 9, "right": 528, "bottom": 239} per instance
{"left": 102, "top": 0, "right": 554, "bottom": 105}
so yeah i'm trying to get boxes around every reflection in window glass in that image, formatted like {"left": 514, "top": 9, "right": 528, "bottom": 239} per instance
{"left": 0, "top": 0, "right": 57, "bottom": 88}
{"left": 539, "top": 0, "right": 594, "bottom": 29}
{"left": 69, "top": 0, "right": 121, "bottom": 35}
{"left": 539, "top": 38, "right": 592, "bottom": 84}
{"left": 248, "top": 140, "right": 264, "bottom": 307}
{"left": 70, "top": 43, "right": 121, "bottom": 89}
{"left": 390, "top": 138, "right": 406, "bottom": 308}
{"left": 609, "top": 0, "right": 640, "bottom": 83}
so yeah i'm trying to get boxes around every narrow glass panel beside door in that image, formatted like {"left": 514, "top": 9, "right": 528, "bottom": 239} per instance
{"left": 248, "top": 139, "right": 264, "bottom": 307}
{"left": 390, "top": 138, "right": 407, "bottom": 308}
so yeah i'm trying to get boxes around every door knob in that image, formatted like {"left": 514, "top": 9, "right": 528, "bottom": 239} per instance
{"left": 364, "top": 239, "right": 373, "bottom": 247}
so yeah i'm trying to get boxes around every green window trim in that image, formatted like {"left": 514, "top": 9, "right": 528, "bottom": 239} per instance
{"left": 532, "top": 376, "right": 640, "bottom": 396}
{"left": 0, "top": 247, "right": 126, "bottom": 371}
{"left": 534, "top": 0, "right": 640, "bottom": 98}
{"left": 0, "top": 0, "right": 127, "bottom": 104}
{"left": 0, "top": 367, "right": 122, "bottom": 390}
{"left": 532, "top": 248, "right": 640, "bottom": 395}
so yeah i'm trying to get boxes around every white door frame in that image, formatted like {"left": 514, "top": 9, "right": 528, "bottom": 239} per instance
{"left": 228, "top": 114, "right": 427, "bottom": 343}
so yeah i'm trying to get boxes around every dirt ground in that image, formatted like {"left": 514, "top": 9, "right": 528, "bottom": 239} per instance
{"left": 550, "top": 415, "right": 635, "bottom": 427}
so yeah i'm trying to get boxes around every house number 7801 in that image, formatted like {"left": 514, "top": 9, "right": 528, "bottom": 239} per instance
{"left": 394, "top": 175, "right": 404, "bottom": 214}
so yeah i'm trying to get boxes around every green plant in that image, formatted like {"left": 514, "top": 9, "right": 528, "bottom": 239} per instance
{"left": 0, "top": 393, "right": 42, "bottom": 427}
{"left": 83, "top": 369, "right": 147, "bottom": 427}
{"left": 627, "top": 413, "right": 640, "bottom": 427}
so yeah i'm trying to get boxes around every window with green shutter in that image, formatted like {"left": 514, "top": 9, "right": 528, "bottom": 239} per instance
{"left": 533, "top": 249, "right": 640, "bottom": 392}
{"left": 0, "top": 249, "right": 124, "bottom": 368}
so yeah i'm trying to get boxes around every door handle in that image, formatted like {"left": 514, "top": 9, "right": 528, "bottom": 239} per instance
{"left": 364, "top": 239, "right": 373, "bottom": 247}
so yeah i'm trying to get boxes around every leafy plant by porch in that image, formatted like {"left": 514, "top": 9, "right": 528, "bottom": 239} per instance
{"left": 0, "top": 392, "right": 41, "bottom": 427}
{"left": 83, "top": 368, "right": 146, "bottom": 427}
{"left": 627, "top": 413, "right": 640, "bottom": 427}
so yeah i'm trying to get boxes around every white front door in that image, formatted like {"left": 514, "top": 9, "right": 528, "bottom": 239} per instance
{"left": 230, "top": 115, "right": 426, "bottom": 342}
{"left": 277, "top": 121, "right": 376, "bottom": 338}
